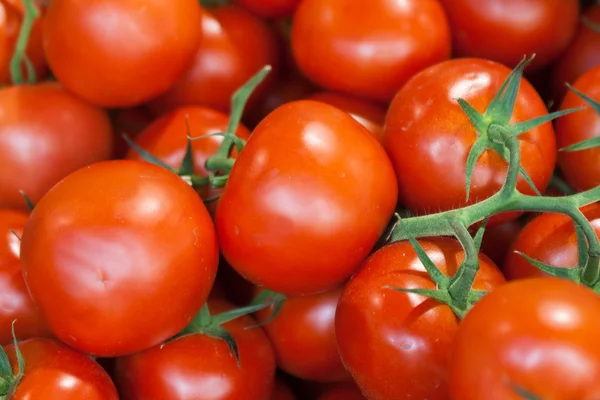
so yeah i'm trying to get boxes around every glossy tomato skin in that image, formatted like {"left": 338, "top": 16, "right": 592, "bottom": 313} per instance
{"left": 317, "top": 383, "right": 366, "bottom": 400}
{"left": 5, "top": 338, "right": 118, "bottom": 399}
{"left": 291, "top": 0, "right": 451, "bottom": 103}
{"left": 307, "top": 92, "right": 386, "bottom": 143}
{"left": 125, "top": 106, "right": 251, "bottom": 215}
{"left": 0, "top": 209, "right": 51, "bottom": 344}
{"left": 440, "top": 0, "right": 579, "bottom": 71}
{"left": 42, "top": 0, "right": 202, "bottom": 108}
{"left": 20, "top": 160, "right": 219, "bottom": 357}
{"left": 115, "top": 299, "right": 276, "bottom": 400}
{"left": 551, "top": 5, "right": 600, "bottom": 102}
{"left": 216, "top": 100, "right": 398, "bottom": 296}
{"left": 383, "top": 59, "right": 556, "bottom": 224}
{"left": 335, "top": 237, "right": 506, "bottom": 400}
{"left": 0, "top": 0, "right": 47, "bottom": 84}
{"left": 503, "top": 204, "right": 600, "bottom": 281}
{"left": 234, "top": 0, "right": 300, "bottom": 18}
{"left": 450, "top": 277, "right": 600, "bottom": 399}
{"left": 255, "top": 286, "right": 350, "bottom": 382}
{"left": 555, "top": 66, "right": 600, "bottom": 192}
{"left": 0, "top": 82, "right": 113, "bottom": 211}
{"left": 149, "top": 4, "right": 281, "bottom": 115}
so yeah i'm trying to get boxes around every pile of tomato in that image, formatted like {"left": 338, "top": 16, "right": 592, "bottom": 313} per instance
{"left": 1, "top": 0, "right": 600, "bottom": 398}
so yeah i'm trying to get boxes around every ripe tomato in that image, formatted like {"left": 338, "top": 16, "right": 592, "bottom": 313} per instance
{"left": 551, "top": 4, "right": 600, "bottom": 102}
{"left": 503, "top": 204, "right": 600, "bottom": 281}
{"left": 0, "top": 82, "right": 113, "bottom": 211}
{"left": 255, "top": 286, "right": 350, "bottom": 382}
{"left": 233, "top": 0, "right": 300, "bottom": 18}
{"left": 291, "top": 0, "right": 451, "bottom": 103}
{"left": 479, "top": 219, "right": 522, "bottom": 268}
{"left": 215, "top": 100, "right": 398, "bottom": 296}
{"left": 272, "top": 379, "right": 296, "bottom": 400}
{"left": 439, "top": 0, "right": 579, "bottom": 71}
{"left": 149, "top": 4, "right": 281, "bottom": 115}
{"left": 125, "top": 106, "right": 251, "bottom": 215}
{"left": 4, "top": 338, "right": 118, "bottom": 399}
{"left": 307, "top": 92, "right": 386, "bottom": 143}
{"left": 114, "top": 299, "right": 276, "bottom": 400}
{"left": 383, "top": 59, "right": 556, "bottom": 223}
{"left": 0, "top": 0, "right": 47, "bottom": 84}
{"left": 317, "top": 383, "right": 366, "bottom": 400}
{"left": 20, "top": 160, "right": 219, "bottom": 357}
{"left": 335, "top": 237, "right": 506, "bottom": 400}
{"left": 555, "top": 65, "right": 600, "bottom": 192}
{"left": 0, "top": 209, "right": 51, "bottom": 344}
{"left": 42, "top": 0, "right": 202, "bottom": 108}
{"left": 449, "top": 277, "right": 600, "bottom": 399}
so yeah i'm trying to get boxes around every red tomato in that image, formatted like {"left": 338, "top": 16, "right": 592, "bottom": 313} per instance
{"left": 551, "top": 4, "right": 600, "bottom": 103}
{"left": 255, "top": 286, "right": 350, "bottom": 382}
{"left": 272, "top": 379, "right": 296, "bottom": 400}
{"left": 335, "top": 237, "right": 506, "bottom": 400}
{"left": 479, "top": 219, "right": 522, "bottom": 268}
{"left": 110, "top": 106, "right": 154, "bottom": 159}
{"left": 503, "top": 204, "right": 600, "bottom": 281}
{"left": 215, "top": 100, "right": 398, "bottom": 296}
{"left": 42, "top": 0, "right": 202, "bottom": 108}
{"left": 0, "top": 83, "right": 113, "bottom": 211}
{"left": 449, "top": 277, "right": 600, "bottom": 399}
{"left": 555, "top": 65, "right": 600, "bottom": 192}
{"left": 4, "top": 338, "right": 118, "bottom": 399}
{"left": 439, "top": 0, "right": 579, "bottom": 71}
{"left": 317, "top": 383, "right": 366, "bottom": 400}
{"left": 149, "top": 4, "right": 281, "bottom": 115}
{"left": 20, "top": 160, "right": 219, "bottom": 357}
{"left": 291, "top": 0, "right": 451, "bottom": 103}
{"left": 0, "top": 209, "right": 51, "bottom": 344}
{"left": 0, "top": 0, "right": 47, "bottom": 84}
{"left": 213, "top": 259, "right": 257, "bottom": 306}
{"left": 307, "top": 92, "right": 386, "bottom": 143}
{"left": 233, "top": 0, "right": 301, "bottom": 19}
{"left": 383, "top": 58, "right": 556, "bottom": 224}
{"left": 125, "top": 106, "right": 251, "bottom": 215}
{"left": 114, "top": 299, "right": 276, "bottom": 400}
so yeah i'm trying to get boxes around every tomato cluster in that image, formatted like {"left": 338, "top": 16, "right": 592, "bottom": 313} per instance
{"left": 1, "top": 0, "right": 600, "bottom": 399}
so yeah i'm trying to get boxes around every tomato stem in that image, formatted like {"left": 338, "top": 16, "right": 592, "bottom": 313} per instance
{"left": 447, "top": 220, "right": 480, "bottom": 312}
{"left": 9, "top": 0, "right": 40, "bottom": 85}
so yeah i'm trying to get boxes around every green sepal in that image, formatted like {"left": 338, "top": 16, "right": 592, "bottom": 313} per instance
{"left": 19, "top": 191, "right": 34, "bottom": 212}
{"left": 9, "top": 0, "right": 40, "bottom": 85}
{"left": 515, "top": 251, "right": 580, "bottom": 281}
{"left": 11, "top": 322, "right": 23, "bottom": 394}
{"left": 574, "top": 222, "right": 590, "bottom": 269}
{"left": 203, "top": 326, "right": 241, "bottom": 367}
{"left": 0, "top": 321, "right": 25, "bottom": 399}
{"left": 560, "top": 136, "right": 600, "bottom": 152}
{"left": 509, "top": 107, "right": 584, "bottom": 137}
{"left": 473, "top": 218, "right": 489, "bottom": 251}
{"left": 188, "top": 132, "right": 247, "bottom": 154}
{"left": 384, "top": 287, "right": 451, "bottom": 304}
{"left": 179, "top": 137, "right": 195, "bottom": 177}
{"left": 464, "top": 139, "right": 489, "bottom": 201}
{"left": 0, "top": 342, "right": 12, "bottom": 396}
{"left": 247, "top": 290, "right": 287, "bottom": 328}
{"left": 121, "top": 134, "right": 177, "bottom": 173}
{"left": 226, "top": 65, "right": 271, "bottom": 136}
{"left": 510, "top": 382, "right": 542, "bottom": 400}
{"left": 466, "top": 289, "right": 488, "bottom": 306}
{"left": 494, "top": 144, "right": 541, "bottom": 196}
{"left": 457, "top": 99, "right": 488, "bottom": 135}
{"left": 582, "top": 16, "right": 600, "bottom": 34}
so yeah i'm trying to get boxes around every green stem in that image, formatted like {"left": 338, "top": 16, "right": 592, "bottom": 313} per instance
{"left": 448, "top": 219, "right": 480, "bottom": 311}
{"left": 10, "top": 0, "right": 40, "bottom": 85}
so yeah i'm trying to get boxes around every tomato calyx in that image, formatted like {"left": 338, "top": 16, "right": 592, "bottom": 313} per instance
{"left": 172, "top": 295, "right": 282, "bottom": 366}
{"left": 558, "top": 84, "right": 600, "bottom": 152}
{"left": 247, "top": 289, "right": 287, "bottom": 328}
{"left": 199, "top": 0, "right": 230, "bottom": 8}
{"left": 8, "top": 0, "right": 41, "bottom": 85}
{"left": 582, "top": 15, "right": 600, "bottom": 34}
{"left": 0, "top": 322, "right": 25, "bottom": 399}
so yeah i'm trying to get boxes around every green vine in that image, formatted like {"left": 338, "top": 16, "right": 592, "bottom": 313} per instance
{"left": 9, "top": 0, "right": 40, "bottom": 85}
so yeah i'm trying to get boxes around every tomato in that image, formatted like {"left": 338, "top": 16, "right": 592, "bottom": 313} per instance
{"left": 110, "top": 106, "right": 154, "bottom": 159}
{"left": 233, "top": 0, "right": 300, "bottom": 18}
{"left": 0, "top": 0, "right": 47, "bottom": 84}
{"left": 0, "top": 209, "right": 51, "bottom": 344}
{"left": 149, "top": 4, "right": 281, "bottom": 115}
{"left": 0, "top": 82, "right": 113, "bottom": 211}
{"left": 317, "top": 383, "right": 366, "bottom": 400}
{"left": 307, "top": 92, "right": 386, "bottom": 143}
{"left": 383, "top": 58, "right": 556, "bottom": 224}
{"left": 503, "top": 204, "right": 600, "bottom": 281}
{"left": 439, "top": 0, "right": 579, "bottom": 71}
{"left": 479, "top": 219, "right": 522, "bottom": 268}
{"left": 125, "top": 106, "right": 251, "bottom": 215}
{"left": 555, "top": 65, "right": 600, "bottom": 192}
{"left": 215, "top": 100, "right": 398, "bottom": 296}
{"left": 4, "top": 338, "right": 118, "bottom": 399}
{"left": 291, "top": 0, "right": 451, "bottom": 103}
{"left": 42, "top": 0, "right": 202, "bottom": 108}
{"left": 551, "top": 4, "right": 600, "bottom": 103}
{"left": 255, "top": 286, "right": 350, "bottom": 382}
{"left": 272, "top": 379, "right": 296, "bottom": 400}
{"left": 450, "top": 277, "right": 600, "bottom": 399}
{"left": 20, "top": 160, "right": 219, "bottom": 357}
{"left": 213, "top": 259, "right": 257, "bottom": 306}
{"left": 335, "top": 237, "right": 506, "bottom": 400}
{"left": 114, "top": 299, "right": 276, "bottom": 400}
